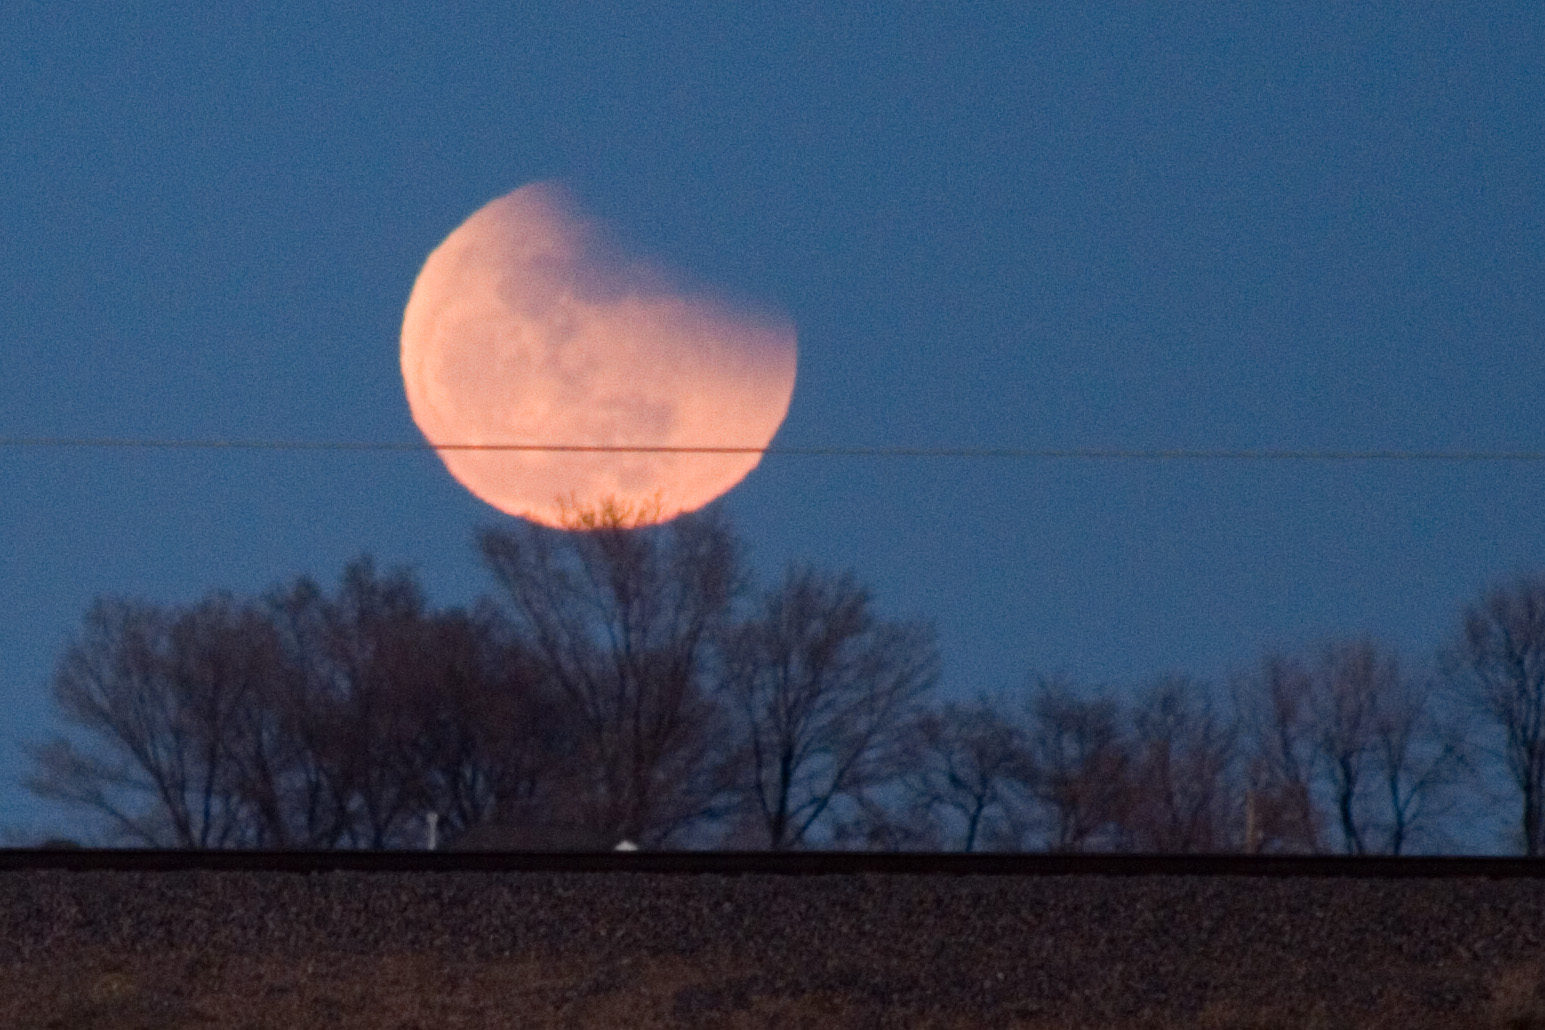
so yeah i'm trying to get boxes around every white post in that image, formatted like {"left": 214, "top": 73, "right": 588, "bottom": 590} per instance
{"left": 426, "top": 812, "right": 439, "bottom": 851}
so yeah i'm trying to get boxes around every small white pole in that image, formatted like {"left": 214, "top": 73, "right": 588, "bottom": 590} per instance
{"left": 426, "top": 812, "right": 439, "bottom": 851}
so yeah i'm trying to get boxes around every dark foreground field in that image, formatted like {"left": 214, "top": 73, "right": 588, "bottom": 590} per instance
{"left": 3, "top": 859, "right": 1545, "bottom": 1029}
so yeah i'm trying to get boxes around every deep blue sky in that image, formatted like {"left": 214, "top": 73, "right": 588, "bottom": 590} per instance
{"left": 3, "top": 2, "right": 1542, "bottom": 840}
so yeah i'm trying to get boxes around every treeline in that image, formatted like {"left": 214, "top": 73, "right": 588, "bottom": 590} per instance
{"left": 23, "top": 505, "right": 1545, "bottom": 854}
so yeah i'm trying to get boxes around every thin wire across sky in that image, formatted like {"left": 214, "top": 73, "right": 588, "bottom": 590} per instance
{"left": 1, "top": 437, "right": 1543, "bottom": 462}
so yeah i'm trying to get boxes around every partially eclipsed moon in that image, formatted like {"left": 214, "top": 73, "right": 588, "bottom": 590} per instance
{"left": 401, "top": 182, "right": 797, "bottom": 528}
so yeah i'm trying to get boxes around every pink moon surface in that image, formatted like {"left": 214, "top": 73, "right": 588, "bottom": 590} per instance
{"left": 400, "top": 183, "right": 797, "bottom": 528}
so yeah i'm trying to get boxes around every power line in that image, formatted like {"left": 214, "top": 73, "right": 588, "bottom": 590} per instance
{"left": 2, "top": 436, "right": 1544, "bottom": 461}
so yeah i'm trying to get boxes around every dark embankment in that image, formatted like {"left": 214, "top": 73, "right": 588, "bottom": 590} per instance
{"left": 3, "top": 852, "right": 1543, "bottom": 1029}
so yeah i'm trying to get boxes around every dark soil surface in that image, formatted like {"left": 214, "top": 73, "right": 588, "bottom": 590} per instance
{"left": 2, "top": 869, "right": 1543, "bottom": 1028}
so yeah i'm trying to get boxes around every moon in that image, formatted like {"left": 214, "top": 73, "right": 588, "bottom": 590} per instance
{"left": 401, "top": 183, "right": 797, "bottom": 528}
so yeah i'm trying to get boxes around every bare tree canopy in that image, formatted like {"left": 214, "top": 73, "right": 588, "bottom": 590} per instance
{"left": 262, "top": 559, "right": 436, "bottom": 847}
{"left": 23, "top": 511, "right": 1520, "bottom": 854}
{"left": 724, "top": 565, "right": 938, "bottom": 849}
{"left": 1125, "top": 676, "right": 1239, "bottom": 853}
{"left": 258, "top": 558, "right": 572, "bottom": 849}
{"left": 1234, "top": 655, "right": 1322, "bottom": 853}
{"left": 1020, "top": 677, "right": 1132, "bottom": 852}
{"left": 400, "top": 604, "right": 581, "bottom": 845}
{"left": 897, "top": 697, "right": 1032, "bottom": 852}
{"left": 478, "top": 501, "right": 742, "bottom": 847}
{"left": 27, "top": 594, "right": 281, "bottom": 847}
{"left": 1453, "top": 574, "right": 1545, "bottom": 856}
{"left": 1368, "top": 660, "right": 1467, "bottom": 856}
{"left": 1311, "top": 640, "right": 1390, "bottom": 855}
{"left": 1306, "top": 639, "right": 1466, "bottom": 856}
{"left": 27, "top": 559, "right": 573, "bottom": 850}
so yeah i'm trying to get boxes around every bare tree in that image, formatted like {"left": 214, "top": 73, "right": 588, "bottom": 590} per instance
{"left": 1369, "top": 666, "right": 1468, "bottom": 855}
{"left": 724, "top": 566, "right": 938, "bottom": 849}
{"left": 1309, "top": 640, "right": 1387, "bottom": 855}
{"left": 403, "top": 603, "right": 586, "bottom": 843}
{"left": 1020, "top": 677, "right": 1131, "bottom": 852}
{"left": 30, "top": 553, "right": 636, "bottom": 851}
{"left": 897, "top": 696, "right": 1033, "bottom": 851}
{"left": 1233, "top": 655, "right": 1322, "bottom": 853}
{"left": 1452, "top": 574, "right": 1545, "bottom": 855}
{"left": 255, "top": 575, "right": 355, "bottom": 847}
{"left": 1305, "top": 639, "right": 1468, "bottom": 855}
{"left": 27, "top": 594, "right": 281, "bottom": 847}
{"left": 257, "top": 559, "right": 442, "bottom": 848}
{"left": 319, "top": 559, "right": 437, "bottom": 847}
{"left": 478, "top": 501, "right": 741, "bottom": 847}
{"left": 187, "top": 557, "right": 526, "bottom": 851}
{"left": 1124, "top": 676, "right": 1239, "bottom": 853}
{"left": 1231, "top": 640, "right": 1468, "bottom": 856}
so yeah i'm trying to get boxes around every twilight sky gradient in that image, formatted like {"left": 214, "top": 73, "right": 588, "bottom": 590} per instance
{"left": 2, "top": 2, "right": 1542, "bottom": 840}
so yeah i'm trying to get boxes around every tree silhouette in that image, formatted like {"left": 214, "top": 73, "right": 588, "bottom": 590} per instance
{"left": 897, "top": 696, "right": 1032, "bottom": 851}
{"left": 478, "top": 501, "right": 742, "bottom": 847}
{"left": 1020, "top": 677, "right": 1132, "bottom": 852}
{"left": 27, "top": 594, "right": 280, "bottom": 847}
{"left": 1453, "top": 574, "right": 1545, "bottom": 856}
{"left": 723, "top": 565, "right": 937, "bottom": 849}
{"left": 1124, "top": 676, "right": 1239, "bottom": 853}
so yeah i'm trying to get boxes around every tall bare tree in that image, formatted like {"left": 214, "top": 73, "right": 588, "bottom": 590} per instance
{"left": 1368, "top": 664, "right": 1468, "bottom": 855}
{"left": 1233, "top": 655, "right": 1322, "bottom": 853}
{"left": 1231, "top": 640, "right": 1468, "bottom": 856}
{"left": 724, "top": 566, "right": 938, "bottom": 849}
{"left": 1310, "top": 640, "right": 1387, "bottom": 855}
{"left": 402, "top": 603, "right": 585, "bottom": 843}
{"left": 1021, "top": 677, "right": 1131, "bottom": 852}
{"left": 30, "top": 558, "right": 593, "bottom": 850}
{"left": 478, "top": 501, "right": 741, "bottom": 847}
{"left": 1305, "top": 639, "right": 1467, "bottom": 855}
{"left": 27, "top": 594, "right": 281, "bottom": 847}
{"left": 897, "top": 696, "right": 1032, "bottom": 851}
{"left": 1124, "top": 676, "right": 1238, "bottom": 853}
{"left": 258, "top": 558, "right": 443, "bottom": 848}
{"left": 1452, "top": 574, "right": 1545, "bottom": 855}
